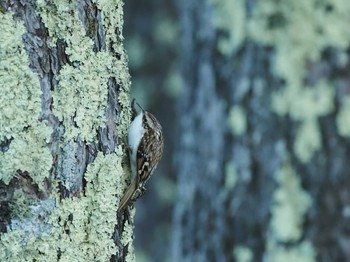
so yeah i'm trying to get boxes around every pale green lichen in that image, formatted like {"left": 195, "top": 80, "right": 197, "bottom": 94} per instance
{"left": 228, "top": 105, "right": 247, "bottom": 136}
{"left": 0, "top": 150, "right": 125, "bottom": 261}
{"left": 248, "top": 1, "right": 350, "bottom": 162}
{"left": 53, "top": 151, "right": 123, "bottom": 261}
{"left": 224, "top": 161, "right": 237, "bottom": 189}
{"left": 249, "top": 1, "right": 323, "bottom": 82}
{"left": 94, "top": 0, "right": 132, "bottom": 138}
{"left": 122, "top": 208, "right": 136, "bottom": 262}
{"left": 53, "top": 51, "right": 122, "bottom": 142}
{"left": 273, "top": 80, "right": 334, "bottom": 163}
{"left": 0, "top": 12, "right": 52, "bottom": 187}
{"left": 37, "top": 0, "right": 130, "bottom": 143}
{"left": 0, "top": 13, "right": 40, "bottom": 140}
{"left": 94, "top": 0, "right": 125, "bottom": 50}
{"left": 271, "top": 161, "right": 312, "bottom": 241}
{"left": 266, "top": 160, "right": 315, "bottom": 261}
{"left": 210, "top": 0, "right": 247, "bottom": 55}
{"left": 272, "top": 81, "right": 334, "bottom": 121}
{"left": 336, "top": 96, "right": 350, "bottom": 137}
{"left": 234, "top": 245, "right": 253, "bottom": 262}
{"left": 0, "top": 126, "right": 52, "bottom": 186}
{"left": 1, "top": 1, "right": 133, "bottom": 259}
{"left": 249, "top": 2, "right": 350, "bottom": 62}
{"left": 209, "top": 1, "right": 350, "bottom": 161}
{"left": 117, "top": 87, "right": 132, "bottom": 138}
{"left": 267, "top": 240, "right": 316, "bottom": 262}
{"left": 293, "top": 119, "right": 321, "bottom": 163}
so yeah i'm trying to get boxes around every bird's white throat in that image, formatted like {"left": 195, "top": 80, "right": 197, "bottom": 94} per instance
{"left": 128, "top": 111, "right": 145, "bottom": 177}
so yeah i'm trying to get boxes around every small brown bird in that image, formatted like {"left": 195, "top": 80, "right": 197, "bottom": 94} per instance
{"left": 118, "top": 102, "right": 164, "bottom": 212}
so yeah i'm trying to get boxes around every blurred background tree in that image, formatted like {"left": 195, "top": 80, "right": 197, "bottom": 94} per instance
{"left": 124, "top": 0, "right": 182, "bottom": 261}
{"left": 125, "top": 0, "right": 350, "bottom": 262}
{"left": 124, "top": 1, "right": 179, "bottom": 261}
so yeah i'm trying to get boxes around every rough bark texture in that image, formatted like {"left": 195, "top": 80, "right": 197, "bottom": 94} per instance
{"left": 173, "top": 1, "right": 350, "bottom": 261}
{"left": 0, "top": 0, "right": 133, "bottom": 261}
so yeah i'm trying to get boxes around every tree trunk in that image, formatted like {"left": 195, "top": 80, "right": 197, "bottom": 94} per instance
{"left": 173, "top": 1, "right": 350, "bottom": 261}
{"left": 0, "top": 0, "right": 134, "bottom": 261}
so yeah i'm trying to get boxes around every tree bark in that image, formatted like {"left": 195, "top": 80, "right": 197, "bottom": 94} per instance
{"left": 0, "top": 0, "right": 133, "bottom": 261}
{"left": 173, "top": 1, "right": 350, "bottom": 261}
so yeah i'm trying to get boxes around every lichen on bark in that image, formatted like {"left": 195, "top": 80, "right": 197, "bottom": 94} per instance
{"left": 0, "top": 0, "right": 133, "bottom": 260}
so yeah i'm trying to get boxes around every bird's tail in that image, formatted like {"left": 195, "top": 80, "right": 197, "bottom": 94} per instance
{"left": 118, "top": 179, "right": 137, "bottom": 213}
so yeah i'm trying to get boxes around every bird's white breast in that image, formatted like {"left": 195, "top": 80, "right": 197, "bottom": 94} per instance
{"left": 128, "top": 111, "right": 144, "bottom": 177}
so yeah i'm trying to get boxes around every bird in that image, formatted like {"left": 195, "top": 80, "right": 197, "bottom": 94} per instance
{"left": 118, "top": 101, "right": 164, "bottom": 212}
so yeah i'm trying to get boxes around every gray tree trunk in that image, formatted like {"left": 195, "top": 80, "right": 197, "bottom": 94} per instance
{"left": 0, "top": 1, "right": 134, "bottom": 261}
{"left": 173, "top": 1, "right": 350, "bottom": 261}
